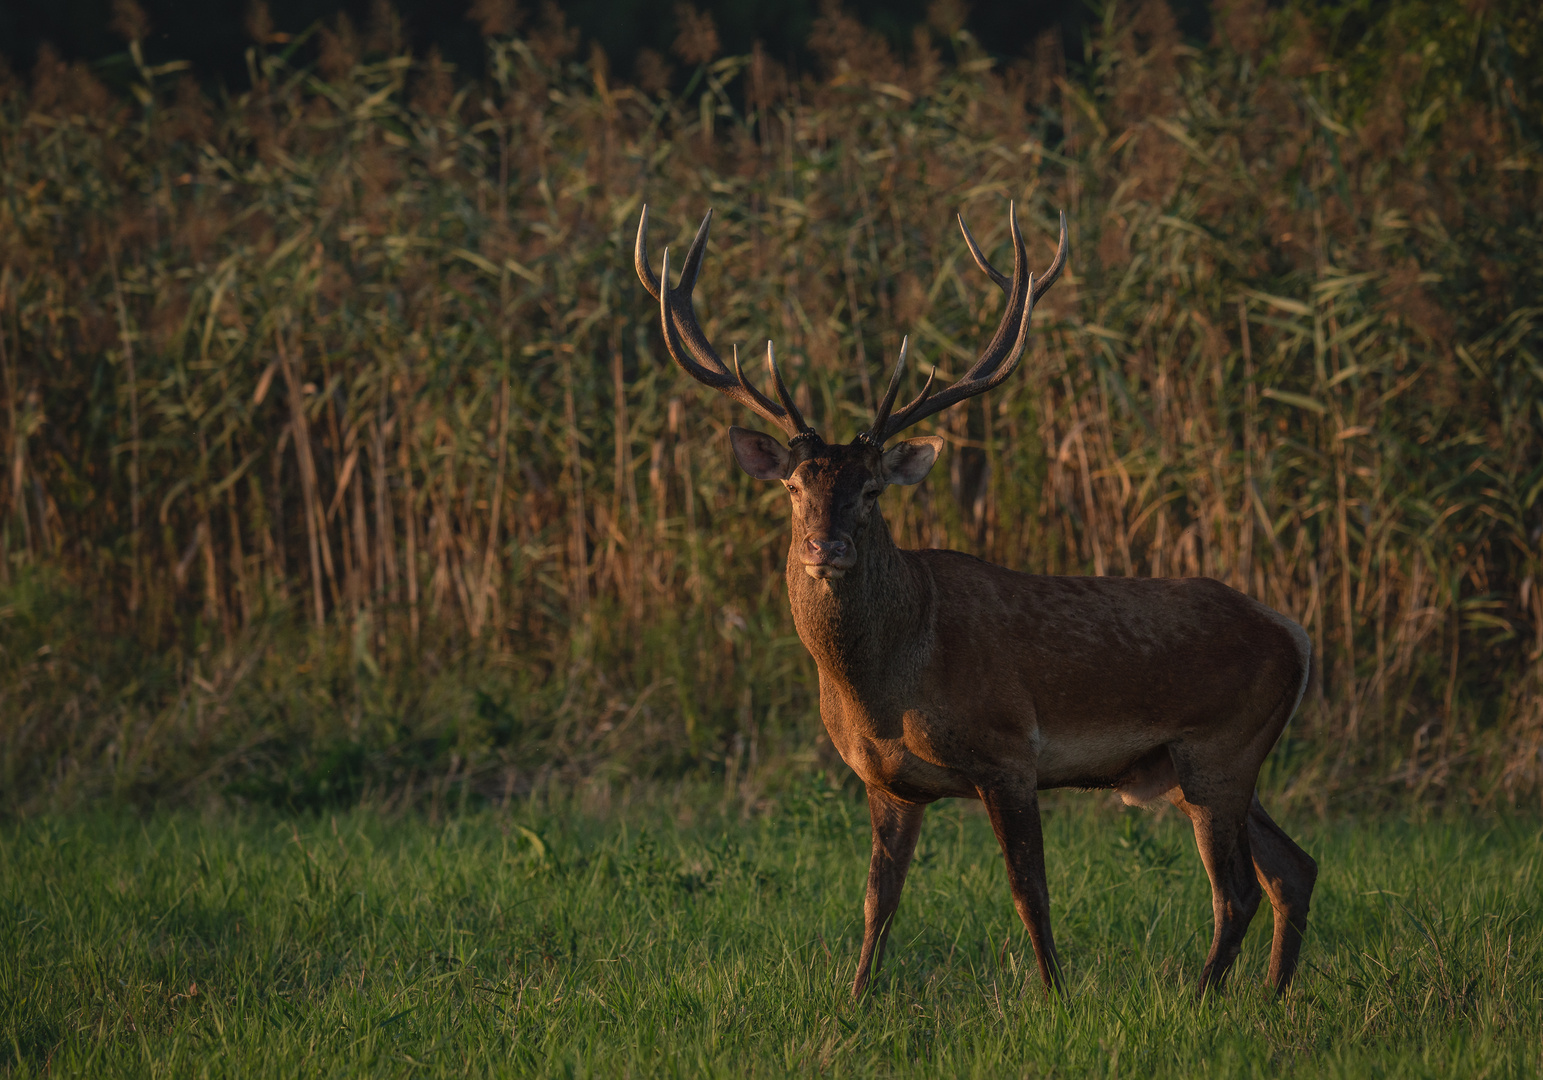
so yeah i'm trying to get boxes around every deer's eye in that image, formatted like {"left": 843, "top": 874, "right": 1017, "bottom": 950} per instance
{"left": 785, "top": 483, "right": 800, "bottom": 496}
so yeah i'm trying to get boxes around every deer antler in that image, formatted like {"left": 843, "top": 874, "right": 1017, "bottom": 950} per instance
{"left": 636, "top": 206, "right": 814, "bottom": 442}
{"left": 864, "top": 205, "right": 1068, "bottom": 446}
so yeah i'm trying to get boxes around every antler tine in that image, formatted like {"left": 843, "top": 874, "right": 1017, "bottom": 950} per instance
{"left": 884, "top": 363, "right": 937, "bottom": 435}
{"left": 967, "top": 203, "right": 1030, "bottom": 382}
{"left": 958, "top": 214, "right": 1010, "bottom": 291}
{"left": 675, "top": 211, "right": 715, "bottom": 313}
{"left": 635, "top": 208, "right": 734, "bottom": 378}
{"left": 865, "top": 336, "right": 909, "bottom": 440}
{"left": 667, "top": 210, "right": 735, "bottom": 378}
{"left": 637, "top": 206, "right": 720, "bottom": 320}
{"left": 766, "top": 341, "right": 812, "bottom": 435}
{"left": 652, "top": 223, "right": 807, "bottom": 440}
{"left": 731, "top": 345, "right": 777, "bottom": 413}
{"left": 1031, "top": 210, "right": 1070, "bottom": 305}
{"left": 635, "top": 204, "right": 662, "bottom": 301}
{"left": 727, "top": 342, "right": 814, "bottom": 437}
{"left": 960, "top": 205, "right": 1069, "bottom": 306}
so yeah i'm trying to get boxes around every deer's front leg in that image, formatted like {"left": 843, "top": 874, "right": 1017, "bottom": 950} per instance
{"left": 979, "top": 782, "right": 1065, "bottom": 995}
{"left": 852, "top": 786, "right": 926, "bottom": 998}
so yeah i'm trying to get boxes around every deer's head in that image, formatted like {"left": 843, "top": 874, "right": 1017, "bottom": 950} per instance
{"left": 635, "top": 205, "right": 1066, "bottom": 581}
{"left": 725, "top": 429, "right": 940, "bottom": 580}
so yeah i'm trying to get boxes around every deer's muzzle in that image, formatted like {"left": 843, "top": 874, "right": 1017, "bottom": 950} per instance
{"left": 803, "top": 536, "right": 855, "bottom": 580}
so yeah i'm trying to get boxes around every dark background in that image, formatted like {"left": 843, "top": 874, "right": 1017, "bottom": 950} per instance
{"left": 0, "top": 0, "right": 1217, "bottom": 92}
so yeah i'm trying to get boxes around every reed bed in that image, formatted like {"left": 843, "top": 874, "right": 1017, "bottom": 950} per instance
{"left": 0, "top": 0, "right": 1539, "bottom": 813}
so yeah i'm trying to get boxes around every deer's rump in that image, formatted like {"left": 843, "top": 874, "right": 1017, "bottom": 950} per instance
{"left": 913, "top": 551, "right": 1312, "bottom": 795}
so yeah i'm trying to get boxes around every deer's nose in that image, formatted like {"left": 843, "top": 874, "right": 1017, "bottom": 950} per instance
{"left": 803, "top": 537, "right": 852, "bottom": 569}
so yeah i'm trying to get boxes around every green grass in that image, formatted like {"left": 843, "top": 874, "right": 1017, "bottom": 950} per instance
{"left": 3, "top": 792, "right": 1539, "bottom": 1077}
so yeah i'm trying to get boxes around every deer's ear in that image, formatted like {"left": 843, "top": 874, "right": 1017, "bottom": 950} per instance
{"left": 729, "top": 426, "right": 791, "bottom": 480}
{"left": 881, "top": 436, "right": 942, "bottom": 486}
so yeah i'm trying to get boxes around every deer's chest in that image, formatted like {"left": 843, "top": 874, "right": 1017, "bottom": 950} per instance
{"left": 818, "top": 682, "right": 980, "bottom": 801}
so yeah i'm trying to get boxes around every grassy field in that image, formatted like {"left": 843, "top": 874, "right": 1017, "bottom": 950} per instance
{"left": 3, "top": 791, "right": 1538, "bottom": 1077}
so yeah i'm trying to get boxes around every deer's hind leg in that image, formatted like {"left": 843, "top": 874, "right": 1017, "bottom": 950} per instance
{"left": 1168, "top": 786, "right": 1261, "bottom": 999}
{"left": 1248, "top": 794, "right": 1316, "bottom": 994}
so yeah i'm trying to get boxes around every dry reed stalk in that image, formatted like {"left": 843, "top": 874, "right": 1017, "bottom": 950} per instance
{"left": 0, "top": 273, "right": 20, "bottom": 575}
{"left": 472, "top": 378, "right": 510, "bottom": 637}
{"left": 107, "top": 247, "right": 142, "bottom": 614}
{"left": 371, "top": 406, "right": 399, "bottom": 607}
{"left": 397, "top": 393, "right": 421, "bottom": 646}
{"left": 277, "top": 327, "right": 330, "bottom": 630}
{"left": 564, "top": 373, "right": 589, "bottom": 618}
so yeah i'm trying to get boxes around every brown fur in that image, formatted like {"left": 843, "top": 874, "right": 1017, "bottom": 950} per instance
{"left": 758, "top": 435, "right": 1316, "bottom": 1000}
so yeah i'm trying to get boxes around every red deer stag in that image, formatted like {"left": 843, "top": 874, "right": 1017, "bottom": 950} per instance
{"left": 634, "top": 203, "right": 1317, "bottom": 1000}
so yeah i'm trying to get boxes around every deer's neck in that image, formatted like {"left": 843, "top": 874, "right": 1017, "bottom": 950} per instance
{"left": 785, "top": 513, "right": 931, "bottom": 699}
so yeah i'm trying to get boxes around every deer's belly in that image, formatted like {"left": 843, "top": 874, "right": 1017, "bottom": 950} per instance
{"left": 847, "top": 707, "right": 1168, "bottom": 799}
{"left": 1035, "top": 726, "right": 1170, "bottom": 790}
